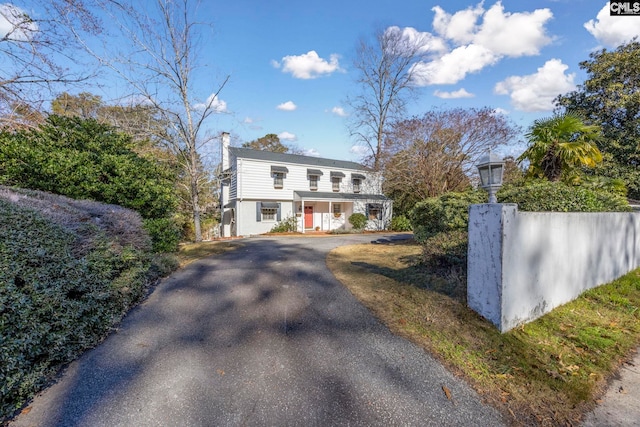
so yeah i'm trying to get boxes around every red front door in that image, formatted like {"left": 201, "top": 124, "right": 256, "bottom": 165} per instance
{"left": 304, "top": 206, "right": 313, "bottom": 229}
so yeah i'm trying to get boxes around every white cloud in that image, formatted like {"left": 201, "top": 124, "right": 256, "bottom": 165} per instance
{"left": 385, "top": 25, "right": 448, "bottom": 54}
{"left": 331, "top": 106, "right": 348, "bottom": 117}
{"left": 276, "top": 101, "right": 297, "bottom": 111}
{"left": 278, "top": 131, "right": 297, "bottom": 141}
{"left": 493, "top": 108, "right": 509, "bottom": 115}
{"left": 494, "top": 59, "right": 576, "bottom": 112}
{"left": 194, "top": 93, "right": 227, "bottom": 112}
{"left": 410, "top": 2, "right": 554, "bottom": 86}
{"left": 243, "top": 117, "right": 253, "bottom": 124}
{"left": 411, "top": 44, "right": 497, "bottom": 85}
{"left": 473, "top": 2, "right": 553, "bottom": 57}
{"left": 584, "top": 3, "right": 640, "bottom": 47}
{"left": 0, "top": 4, "right": 38, "bottom": 41}
{"left": 349, "top": 145, "right": 369, "bottom": 157}
{"left": 434, "top": 88, "right": 475, "bottom": 99}
{"left": 303, "top": 148, "right": 321, "bottom": 157}
{"left": 432, "top": 4, "right": 484, "bottom": 45}
{"left": 276, "top": 50, "right": 341, "bottom": 79}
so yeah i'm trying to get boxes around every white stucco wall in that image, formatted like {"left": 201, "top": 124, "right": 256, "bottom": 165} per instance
{"left": 234, "top": 200, "right": 295, "bottom": 236}
{"left": 468, "top": 204, "right": 640, "bottom": 332}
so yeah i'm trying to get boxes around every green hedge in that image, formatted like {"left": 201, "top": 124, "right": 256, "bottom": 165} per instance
{"left": 498, "top": 180, "right": 631, "bottom": 212}
{"left": 391, "top": 215, "right": 412, "bottom": 232}
{"left": 0, "top": 189, "right": 165, "bottom": 421}
{"left": 143, "top": 217, "right": 181, "bottom": 252}
{"left": 0, "top": 115, "right": 177, "bottom": 220}
{"left": 409, "top": 190, "right": 486, "bottom": 243}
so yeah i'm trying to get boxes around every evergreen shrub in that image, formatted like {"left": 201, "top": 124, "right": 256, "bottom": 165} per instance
{"left": 348, "top": 213, "right": 367, "bottom": 230}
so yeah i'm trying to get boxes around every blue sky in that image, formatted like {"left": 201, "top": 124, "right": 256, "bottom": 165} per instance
{"left": 199, "top": 0, "right": 640, "bottom": 161}
{"left": 3, "top": 1, "right": 640, "bottom": 162}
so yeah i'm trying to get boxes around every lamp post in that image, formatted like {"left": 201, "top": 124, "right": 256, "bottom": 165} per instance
{"left": 477, "top": 152, "right": 505, "bottom": 203}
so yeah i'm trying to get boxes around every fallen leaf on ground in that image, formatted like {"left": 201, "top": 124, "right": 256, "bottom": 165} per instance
{"left": 442, "top": 385, "right": 452, "bottom": 400}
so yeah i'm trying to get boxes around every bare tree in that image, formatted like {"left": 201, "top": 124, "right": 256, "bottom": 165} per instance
{"left": 78, "top": 0, "right": 229, "bottom": 241}
{"left": 383, "top": 108, "right": 519, "bottom": 214}
{"left": 347, "top": 26, "right": 433, "bottom": 170}
{"left": 0, "top": 1, "right": 100, "bottom": 127}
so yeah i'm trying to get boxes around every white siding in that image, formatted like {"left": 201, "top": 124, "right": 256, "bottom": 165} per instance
{"left": 235, "top": 158, "right": 382, "bottom": 199}
{"left": 229, "top": 153, "right": 238, "bottom": 200}
{"left": 235, "top": 200, "right": 295, "bottom": 235}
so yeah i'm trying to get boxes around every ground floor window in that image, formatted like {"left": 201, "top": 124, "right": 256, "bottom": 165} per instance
{"left": 262, "top": 207, "right": 277, "bottom": 221}
{"left": 257, "top": 202, "right": 280, "bottom": 222}
{"left": 333, "top": 203, "right": 341, "bottom": 217}
{"left": 367, "top": 203, "right": 382, "bottom": 220}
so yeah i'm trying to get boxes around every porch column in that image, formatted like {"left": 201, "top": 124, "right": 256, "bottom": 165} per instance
{"left": 301, "top": 200, "right": 305, "bottom": 234}
{"left": 329, "top": 201, "right": 332, "bottom": 231}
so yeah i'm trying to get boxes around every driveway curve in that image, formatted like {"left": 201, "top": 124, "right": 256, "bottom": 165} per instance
{"left": 11, "top": 234, "right": 505, "bottom": 427}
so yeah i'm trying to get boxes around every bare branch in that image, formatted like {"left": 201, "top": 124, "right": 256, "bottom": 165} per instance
{"left": 347, "top": 26, "right": 432, "bottom": 169}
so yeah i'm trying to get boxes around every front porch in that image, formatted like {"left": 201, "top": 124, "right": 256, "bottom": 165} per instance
{"left": 293, "top": 191, "right": 392, "bottom": 233}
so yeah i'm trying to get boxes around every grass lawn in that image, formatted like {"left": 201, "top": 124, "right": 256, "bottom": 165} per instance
{"left": 326, "top": 240, "right": 640, "bottom": 427}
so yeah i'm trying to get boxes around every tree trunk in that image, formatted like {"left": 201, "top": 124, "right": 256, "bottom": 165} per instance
{"left": 191, "top": 177, "right": 202, "bottom": 242}
{"left": 190, "top": 145, "right": 202, "bottom": 242}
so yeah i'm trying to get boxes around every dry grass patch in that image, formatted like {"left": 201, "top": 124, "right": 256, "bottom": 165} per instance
{"left": 327, "top": 241, "right": 640, "bottom": 427}
{"left": 177, "top": 240, "right": 240, "bottom": 267}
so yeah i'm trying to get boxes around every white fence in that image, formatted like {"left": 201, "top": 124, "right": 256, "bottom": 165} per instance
{"left": 467, "top": 204, "right": 640, "bottom": 332}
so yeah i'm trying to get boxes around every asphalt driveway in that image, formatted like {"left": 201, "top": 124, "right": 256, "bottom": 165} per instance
{"left": 11, "top": 234, "right": 505, "bottom": 426}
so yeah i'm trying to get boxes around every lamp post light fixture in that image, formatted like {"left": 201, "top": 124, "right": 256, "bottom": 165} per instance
{"left": 477, "top": 152, "right": 505, "bottom": 203}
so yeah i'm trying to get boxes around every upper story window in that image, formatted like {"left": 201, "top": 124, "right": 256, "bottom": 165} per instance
{"left": 309, "top": 175, "right": 319, "bottom": 191}
{"left": 332, "top": 177, "right": 341, "bottom": 192}
{"left": 273, "top": 173, "right": 284, "bottom": 188}
{"left": 307, "top": 169, "right": 323, "bottom": 192}
{"left": 330, "top": 171, "right": 344, "bottom": 192}
{"left": 353, "top": 179, "right": 361, "bottom": 193}
{"left": 351, "top": 173, "right": 366, "bottom": 194}
{"left": 271, "top": 166, "right": 288, "bottom": 189}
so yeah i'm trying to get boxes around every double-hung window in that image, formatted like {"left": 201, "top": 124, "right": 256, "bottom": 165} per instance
{"left": 273, "top": 173, "right": 284, "bottom": 189}
{"left": 331, "top": 177, "right": 340, "bottom": 191}
{"left": 309, "top": 175, "right": 319, "bottom": 191}
{"left": 353, "top": 179, "right": 361, "bottom": 193}
{"left": 271, "top": 166, "right": 288, "bottom": 189}
{"left": 307, "top": 169, "right": 323, "bottom": 191}
{"left": 330, "top": 171, "right": 345, "bottom": 192}
{"left": 351, "top": 173, "right": 365, "bottom": 193}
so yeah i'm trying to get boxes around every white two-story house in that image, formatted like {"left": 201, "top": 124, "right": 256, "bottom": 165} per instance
{"left": 219, "top": 132, "right": 392, "bottom": 237}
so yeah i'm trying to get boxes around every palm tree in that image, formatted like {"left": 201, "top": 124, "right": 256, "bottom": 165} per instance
{"left": 518, "top": 112, "right": 602, "bottom": 181}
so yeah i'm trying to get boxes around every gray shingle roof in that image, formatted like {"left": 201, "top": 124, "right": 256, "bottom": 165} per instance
{"left": 229, "top": 147, "right": 370, "bottom": 171}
